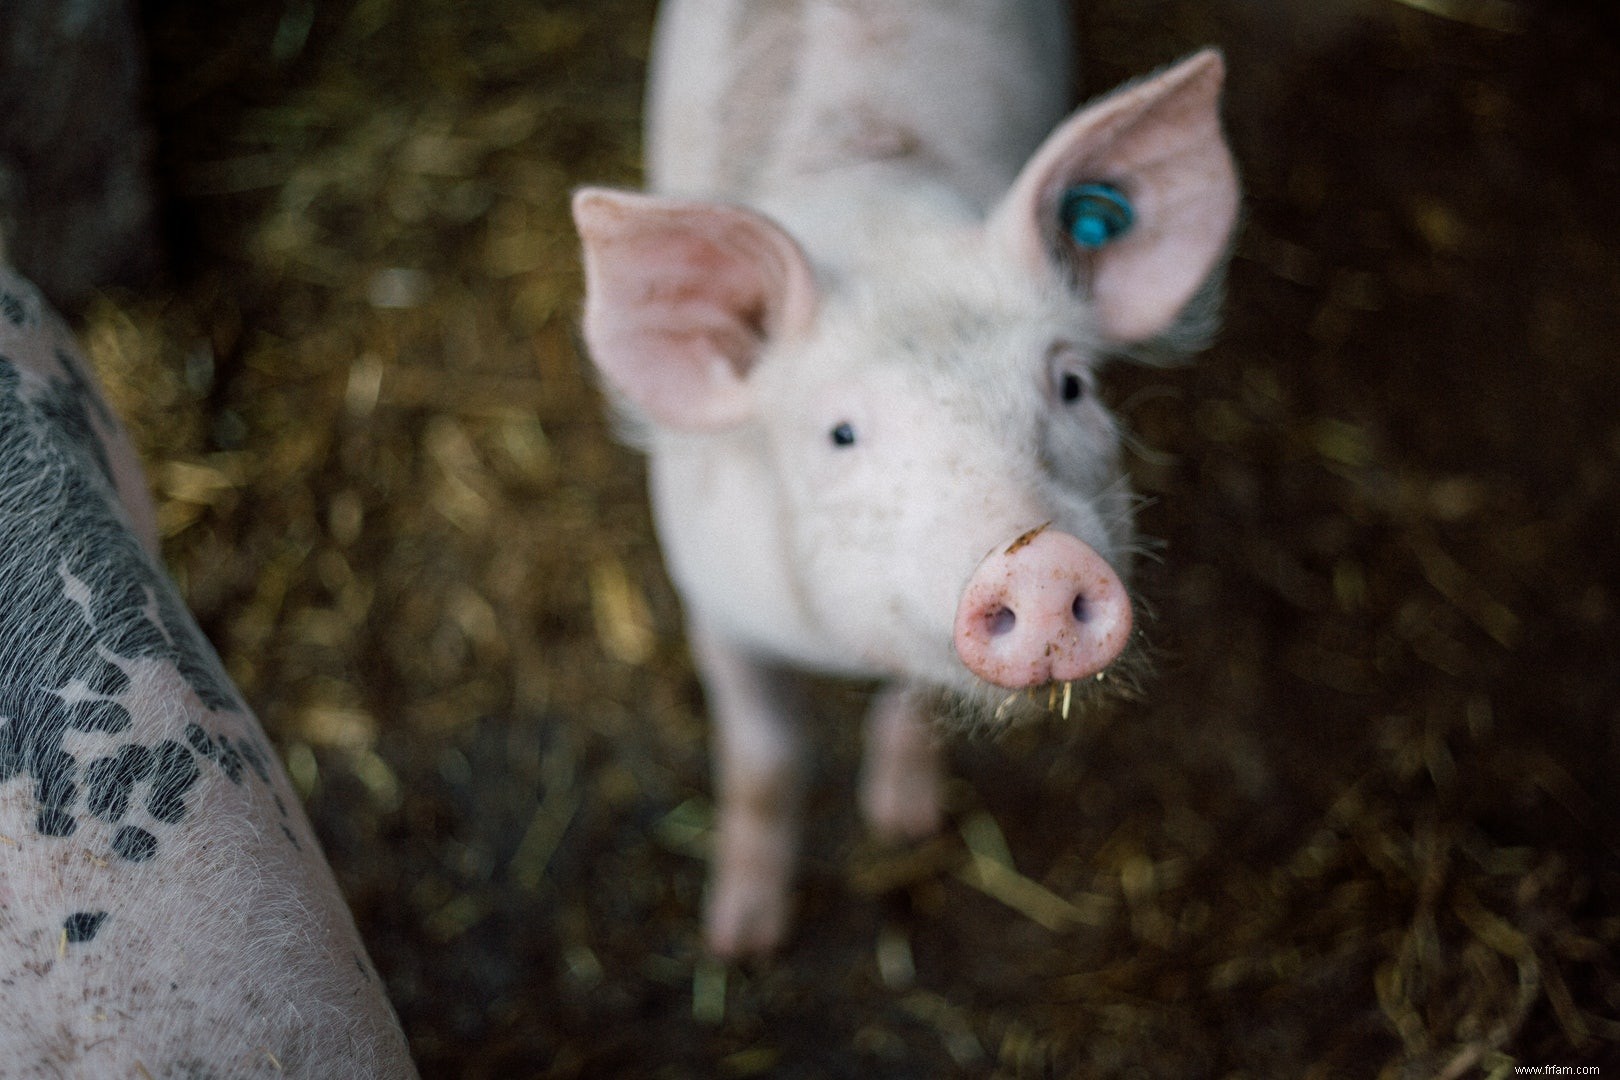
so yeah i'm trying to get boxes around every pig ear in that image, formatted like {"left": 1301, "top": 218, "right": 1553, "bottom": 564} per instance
{"left": 572, "top": 188, "right": 817, "bottom": 430}
{"left": 988, "top": 48, "right": 1239, "bottom": 345}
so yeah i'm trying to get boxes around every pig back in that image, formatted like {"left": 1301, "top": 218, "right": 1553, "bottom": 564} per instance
{"left": 645, "top": 0, "right": 1073, "bottom": 210}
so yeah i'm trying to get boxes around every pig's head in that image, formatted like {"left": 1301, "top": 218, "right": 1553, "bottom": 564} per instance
{"left": 573, "top": 50, "right": 1238, "bottom": 713}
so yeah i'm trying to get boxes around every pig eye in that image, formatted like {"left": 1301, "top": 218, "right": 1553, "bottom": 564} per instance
{"left": 1047, "top": 343, "right": 1090, "bottom": 405}
{"left": 829, "top": 422, "right": 857, "bottom": 447}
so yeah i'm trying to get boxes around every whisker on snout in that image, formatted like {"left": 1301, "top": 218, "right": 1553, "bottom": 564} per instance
{"left": 935, "top": 601, "right": 1158, "bottom": 736}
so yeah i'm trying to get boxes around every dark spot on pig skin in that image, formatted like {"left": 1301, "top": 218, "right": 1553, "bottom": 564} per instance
{"left": 185, "top": 722, "right": 214, "bottom": 758}
{"left": 0, "top": 292, "right": 26, "bottom": 327}
{"left": 36, "top": 807, "right": 77, "bottom": 838}
{"left": 147, "top": 740, "right": 201, "bottom": 824}
{"left": 63, "top": 911, "right": 108, "bottom": 944}
{"left": 86, "top": 744, "right": 156, "bottom": 821}
{"left": 112, "top": 826, "right": 158, "bottom": 862}
{"left": 189, "top": 723, "right": 252, "bottom": 785}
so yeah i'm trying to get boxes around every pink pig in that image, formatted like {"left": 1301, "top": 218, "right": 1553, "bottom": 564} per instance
{"left": 0, "top": 268, "right": 416, "bottom": 1075}
{"left": 573, "top": 0, "right": 1240, "bottom": 958}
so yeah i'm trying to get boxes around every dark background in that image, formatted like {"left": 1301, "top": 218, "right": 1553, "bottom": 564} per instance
{"left": 8, "top": 0, "right": 1618, "bottom": 1075}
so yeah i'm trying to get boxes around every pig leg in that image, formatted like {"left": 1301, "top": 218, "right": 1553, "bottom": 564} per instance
{"left": 0, "top": 270, "right": 415, "bottom": 1077}
{"left": 691, "top": 624, "right": 807, "bottom": 958}
{"left": 859, "top": 684, "right": 944, "bottom": 842}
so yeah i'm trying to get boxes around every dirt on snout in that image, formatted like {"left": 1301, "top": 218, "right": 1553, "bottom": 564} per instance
{"left": 51, "top": 0, "right": 1620, "bottom": 1075}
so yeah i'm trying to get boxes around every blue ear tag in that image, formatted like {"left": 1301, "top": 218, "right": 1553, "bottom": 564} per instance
{"left": 1061, "top": 183, "right": 1134, "bottom": 249}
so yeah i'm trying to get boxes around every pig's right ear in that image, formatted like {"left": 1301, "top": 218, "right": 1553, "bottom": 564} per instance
{"left": 572, "top": 188, "right": 817, "bottom": 431}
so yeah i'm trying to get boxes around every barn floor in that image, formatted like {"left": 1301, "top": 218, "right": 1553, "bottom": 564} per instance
{"left": 79, "top": 0, "right": 1620, "bottom": 1075}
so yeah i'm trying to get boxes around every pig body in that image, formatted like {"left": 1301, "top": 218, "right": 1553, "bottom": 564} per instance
{"left": 574, "top": 1, "right": 1239, "bottom": 956}
{"left": 0, "top": 269, "right": 415, "bottom": 1076}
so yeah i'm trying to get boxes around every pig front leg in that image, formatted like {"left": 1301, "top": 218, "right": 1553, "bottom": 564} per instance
{"left": 859, "top": 684, "right": 945, "bottom": 842}
{"left": 690, "top": 625, "right": 808, "bottom": 958}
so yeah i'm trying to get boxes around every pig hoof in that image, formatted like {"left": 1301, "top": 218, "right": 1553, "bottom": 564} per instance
{"left": 861, "top": 773, "right": 943, "bottom": 843}
{"left": 705, "top": 878, "right": 791, "bottom": 959}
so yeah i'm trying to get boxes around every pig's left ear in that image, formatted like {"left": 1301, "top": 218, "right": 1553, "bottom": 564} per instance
{"left": 988, "top": 48, "right": 1239, "bottom": 345}
{"left": 573, "top": 188, "right": 817, "bottom": 431}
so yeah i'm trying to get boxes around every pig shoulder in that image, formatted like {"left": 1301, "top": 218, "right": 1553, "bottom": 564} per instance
{"left": 645, "top": 0, "right": 1072, "bottom": 206}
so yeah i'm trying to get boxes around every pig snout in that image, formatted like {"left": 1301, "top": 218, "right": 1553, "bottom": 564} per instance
{"left": 953, "top": 526, "right": 1132, "bottom": 689}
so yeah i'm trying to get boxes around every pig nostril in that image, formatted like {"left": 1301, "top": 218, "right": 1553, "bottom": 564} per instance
{"left": 1071, "top": 593, "right": 1090, "bottom": 624}
{"left": 985, "top": 606, "right": 1016, "bottom": 637}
